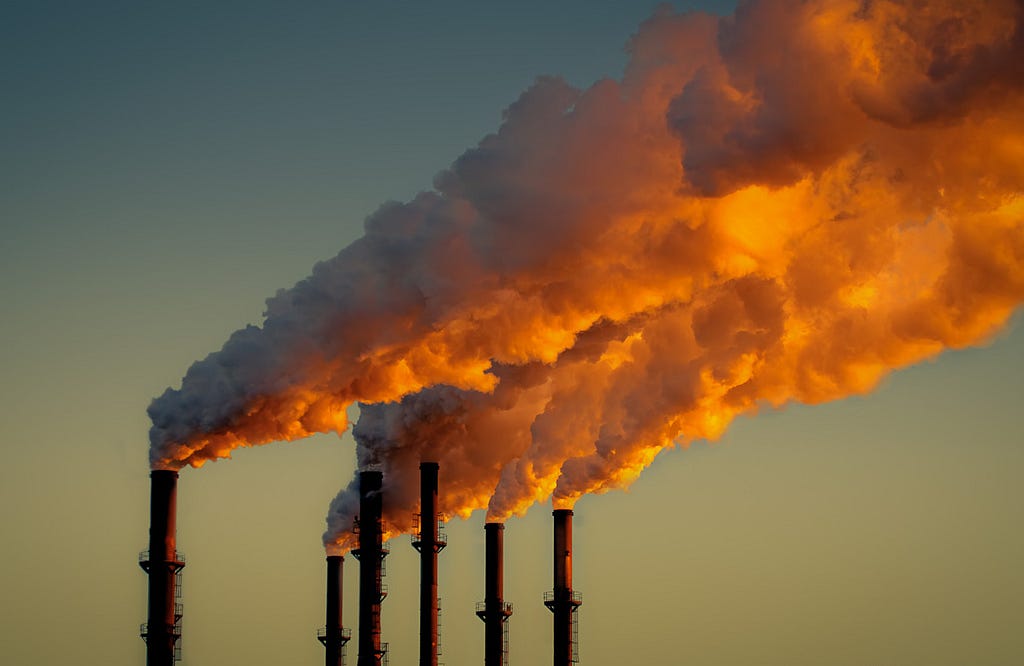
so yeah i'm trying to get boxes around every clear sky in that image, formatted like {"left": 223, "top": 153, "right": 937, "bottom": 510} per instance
{"left": 2, "top": 2, "right": 1022, "bottom": 665}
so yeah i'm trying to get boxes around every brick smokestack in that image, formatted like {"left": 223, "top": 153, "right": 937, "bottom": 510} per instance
{"left": 545, "top": 509, "right": 581, "bottom": 666}
{"left": 413, "top": 462, "right": 444, "bottom": 666}
{"left": 477, "top": 522, "right": 513, "bottom": 666}
{"left": 355, "top": 470, "right": 387, "bottom": 666}
{"left": 319, "top": 555, "right": 351, "bottom": 666}
{"left": 140, "top": 470, "right": 184, "bottom": 666}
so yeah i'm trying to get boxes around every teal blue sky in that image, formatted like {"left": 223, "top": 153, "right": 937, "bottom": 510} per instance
{"left": 2, "top": 2, "right": 1022, "bottom": 665}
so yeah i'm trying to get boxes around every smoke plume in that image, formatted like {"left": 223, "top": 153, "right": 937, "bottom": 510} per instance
{"left": 147, "top": 0, "right": 1024, "bottom": 553}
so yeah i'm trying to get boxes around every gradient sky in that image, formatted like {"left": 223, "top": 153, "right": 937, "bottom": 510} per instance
{"left": 2, "top": 2, "right": 1022, "bottom": 665}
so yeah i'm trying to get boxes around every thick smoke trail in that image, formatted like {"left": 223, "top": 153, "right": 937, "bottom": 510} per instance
{"left": 147, "top": 1, "right": 1024, "bottom": 554}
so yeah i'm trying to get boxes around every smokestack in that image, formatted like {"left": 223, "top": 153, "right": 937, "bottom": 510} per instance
{"left": 545, "top": 509, "right": 581, "bottom": 666}
{"left": 477, "top": 522, "right": 513, "bottom": 666}
{"left": 318, "top": 555, "right": 351, "bottom": 666}
{"left": 139, "top": 470, "right": 185, "bottom": 666}
{"left": 412, "top": 462, "right": 445, "bottom": 666}
{"left": 354, "top": 470, "right": 387, "bottom": 666}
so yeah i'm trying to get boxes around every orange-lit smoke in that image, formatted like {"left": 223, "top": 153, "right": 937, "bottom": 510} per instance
{"left": 146, "top": 1, "right": 1024, "bottom": 554}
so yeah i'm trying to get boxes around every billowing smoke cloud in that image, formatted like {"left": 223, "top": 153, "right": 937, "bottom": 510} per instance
{"left": 148, "top": 0, "right": 1024, "bottom": 554}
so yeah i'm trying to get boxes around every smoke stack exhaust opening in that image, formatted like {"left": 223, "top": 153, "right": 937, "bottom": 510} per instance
{"left": 545, "top": 509, "right": 581, "bottom": 665}
{"left": 477, "top": 522, "right": 513, "bottom": 666}
{"left": 139, "top": 470, "right": 185, "bottom": 666}
{"left": 353, "top": 470, "right": 388, "bottom": 666}
{"left": 318, "top": 555, "right": 351, "bottom": 666}
{"left": 412, "top": 462, "right": 445, "bottom": 666}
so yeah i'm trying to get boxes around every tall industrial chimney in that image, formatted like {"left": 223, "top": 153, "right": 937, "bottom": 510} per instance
{"left": 139, "top": 469, "right": 185, "bottom": 666}
{"left": 412, "top": 462, "right": 446, "bottom": 666}
{"left": 545, "top": 509, "right": 582, "bottom": 666}
{"left": 476, "top": 522, "right": 513, "bottom": 666}
{"left": 318, "top": 555, "right": 351, "bottom": 666}
{"left": 353, "top": 470, "right": 387, "bottom": 666}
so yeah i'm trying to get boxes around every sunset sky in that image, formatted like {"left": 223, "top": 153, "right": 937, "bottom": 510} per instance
{"left": 2, "top": 2, "right": 1022, "bottom": 665}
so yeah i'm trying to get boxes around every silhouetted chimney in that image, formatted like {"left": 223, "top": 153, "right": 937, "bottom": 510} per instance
{"left": 139, "top": 470, "right": 185, "bottom": 666}
{"left": 318, "top": 555, "right": 351, "bottom": 666}
{"left": 354, "top": 470, "right": 387, "bottom": 666}
{"left": 477, "top": 522, "right": 513, "bottom": 666}
{"left": 412, "top": 462, "right": 445, "bottom": 666}
{"left": 545, "top": 509, "right": 581, "bottom": 666}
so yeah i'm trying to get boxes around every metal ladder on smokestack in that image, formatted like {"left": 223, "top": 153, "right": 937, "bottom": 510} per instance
{"left": 317, "top": 626, "right": 353, "bottom": 663}
{"left": 544, "top": 589, "right": 583, "bottom": 663}
{"left": 410, "top": 512, "right": 448, "bottom": 551}
{"left": 412, "top": 510, "right": 447, "bottom": 665}
{"left": 475, "top": 599, "right": 514, "bottom": 666}
{"left": 412, "top": 462, "right": 446, "bottom": 666}
{"left": 317, "top": 554, "right": 352, "bottom": 666}
{"left": 141, "top": 470, "right": 185, "bottom": 666}
{"left": 477, "top": 522, "right": 513, "bottom": 666}
{"left": 436, "top": 596, "right": 445, "bottom": 666}
{"left": 352, "top": 516, "right": 390, "bottom": 666}
{"left": 546, "top": 509, "right": 582, "bottom": 665}
{"left": 139, "top": 549, "right": 186, "bottom": 663}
